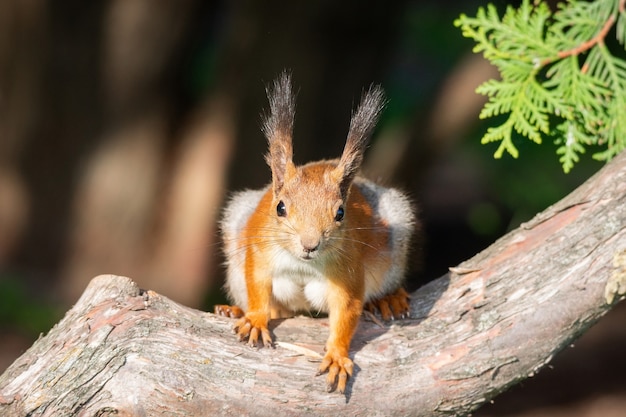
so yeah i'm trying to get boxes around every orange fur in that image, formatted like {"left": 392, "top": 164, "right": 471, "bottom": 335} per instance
{"left": 217, "top": 73, "right": 415, "bottom": 394}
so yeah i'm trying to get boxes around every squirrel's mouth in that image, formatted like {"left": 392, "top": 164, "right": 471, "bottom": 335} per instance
{"left": 298, "top": 241, "right": 321, "bottom": 261}
{"left": 298, "top": 250, "right": 320, "bottom": 261}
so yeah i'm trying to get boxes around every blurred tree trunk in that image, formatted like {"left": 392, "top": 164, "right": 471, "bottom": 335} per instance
{"left": 1, "top": 150, "right": 625, "bottom": 416}
{"left": 0, "top": 0, "right": 416, "bottom": 309}
{"left": 59, "top": 0, "right": 232, "bottom": 306}
{"left": 0, "top": 0, "right": 244, "bottom": 308}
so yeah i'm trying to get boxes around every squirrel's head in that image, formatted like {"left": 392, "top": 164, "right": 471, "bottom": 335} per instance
{"left": 261, "top": 72, "right": 385, "bottom": 261}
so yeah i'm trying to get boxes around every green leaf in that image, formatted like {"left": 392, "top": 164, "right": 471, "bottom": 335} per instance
{"left": 555, "top": 121, "right": 588, "bottom": 173}
{"left": 457, "top": 0, "right": 626, "bottom": 172}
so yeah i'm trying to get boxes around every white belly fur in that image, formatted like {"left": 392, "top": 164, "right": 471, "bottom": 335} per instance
{"left": 270, "top": 248, "right": 329, "bottom": 313}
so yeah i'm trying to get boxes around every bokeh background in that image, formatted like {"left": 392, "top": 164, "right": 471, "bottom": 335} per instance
{"left": 0, "top": 1, "right": 624, "bottom": 415}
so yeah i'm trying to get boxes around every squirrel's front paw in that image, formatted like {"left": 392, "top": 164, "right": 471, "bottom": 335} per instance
{"left": 234, "top": 312, "right": 273, "bottom": 348}
{"left": 317, "top": 350, "right": 354, "bottom": 393}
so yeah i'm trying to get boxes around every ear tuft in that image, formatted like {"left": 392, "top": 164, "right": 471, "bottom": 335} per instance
{"left": 336, "top": 85, "right": 386, "bottom": 197}
{"left": 262, "top": 71, "right": 297, "bottom": 195}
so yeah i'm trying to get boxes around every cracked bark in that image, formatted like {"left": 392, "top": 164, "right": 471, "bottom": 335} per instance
{"left": 1, "top": 152, "right": 626, "bottom": 417}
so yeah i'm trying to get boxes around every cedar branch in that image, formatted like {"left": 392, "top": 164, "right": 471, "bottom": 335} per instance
{"left": 541, "top": 0, "right": 622, "bottom": 68}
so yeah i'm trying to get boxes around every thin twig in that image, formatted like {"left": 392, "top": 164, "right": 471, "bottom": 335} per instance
{"left": 541, "top": 10, "right": 617, "bottom": 68}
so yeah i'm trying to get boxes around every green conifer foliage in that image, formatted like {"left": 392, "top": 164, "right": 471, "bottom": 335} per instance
{"left": 455, "top": 0, "right": 626, "bottom": 172}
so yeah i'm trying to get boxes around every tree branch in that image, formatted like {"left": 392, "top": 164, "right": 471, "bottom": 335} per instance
{"left": 556, "top": 14, "right": 614, "bottom": 61}
{"left": 1, "top": 153, "right": 626, "bottom": 416}
{"left": 540, "top": 2, "right": 619, "bottom": 68}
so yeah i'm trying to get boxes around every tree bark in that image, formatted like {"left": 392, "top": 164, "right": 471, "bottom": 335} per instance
{"left": 1, "top": 153, "right": 626, "bottom": 417}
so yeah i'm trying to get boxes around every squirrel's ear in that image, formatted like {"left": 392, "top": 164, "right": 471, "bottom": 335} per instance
{"left": 263, "top": 71, "right": 297, "bottom": 196}
{"left": 333, "top": 85, "right": 386, "bottom": 198}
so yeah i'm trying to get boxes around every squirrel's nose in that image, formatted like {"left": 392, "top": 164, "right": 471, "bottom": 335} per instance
{"left": 300, "top": 236, "right": 320, "bottom": 253}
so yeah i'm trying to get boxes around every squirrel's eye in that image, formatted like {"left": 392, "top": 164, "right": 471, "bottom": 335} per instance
{"left": 334, "top": 205, "right": 345, "bottom": 222}
{"left": 276, "top": 200, "right": 287, "bottom": 217}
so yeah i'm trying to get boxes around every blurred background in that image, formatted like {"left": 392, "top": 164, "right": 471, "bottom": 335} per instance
{"left": 0, "top": 0, "right": 624, "bottom": 415}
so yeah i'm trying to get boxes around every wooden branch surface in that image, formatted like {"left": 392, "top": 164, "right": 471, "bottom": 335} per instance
{"left": 1, "top": 153, "right": 626, "bottom": 416}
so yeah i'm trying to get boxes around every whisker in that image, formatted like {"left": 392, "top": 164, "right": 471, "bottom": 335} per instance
{"left": 341, "top": 225, "right": 388, "bottom": 231}
{"left": 326, "top": 236, "right": 382, "bottom": 252}
{"left": 223, "top": 239, "right": 294, "bottom": 271}
{"left": 325, "top": 242, "right": 361, "bottom": 274}
{"left": 325, "top": 241, "right": 383, "bottom": 286}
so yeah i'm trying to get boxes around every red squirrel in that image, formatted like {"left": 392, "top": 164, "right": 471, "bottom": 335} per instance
{"left": 215, "top": 72, "right": 415, "bottom": 393}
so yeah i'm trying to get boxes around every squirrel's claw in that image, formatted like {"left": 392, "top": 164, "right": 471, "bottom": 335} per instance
{"left": 214, "top": 304, "right": 244, "bottom": 318}
{"left": 248, "top": 326, "right": 273, "bottom": 348}
{"left": 365, "top": 287, "right": 411, "bottom": 321}
{"left": 234, "top": 313, "right": 273, "bottom": 348}
{"left": 317, "top": 351, "right": 353, "bottom": 394}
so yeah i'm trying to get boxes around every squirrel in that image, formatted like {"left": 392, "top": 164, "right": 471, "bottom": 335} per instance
{"left": 215, "top": 72, "right": 416, "bottom": 394}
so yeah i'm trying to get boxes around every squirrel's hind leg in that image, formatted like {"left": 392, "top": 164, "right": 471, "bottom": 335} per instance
{"left": 364, "top": 287, "right": 411, "bottom": 320}
{"left": 214, "top": 302, "right": 293, "bottom": 319}
{"left": 214, "top": 304, "right": 245, "bottom": 318}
